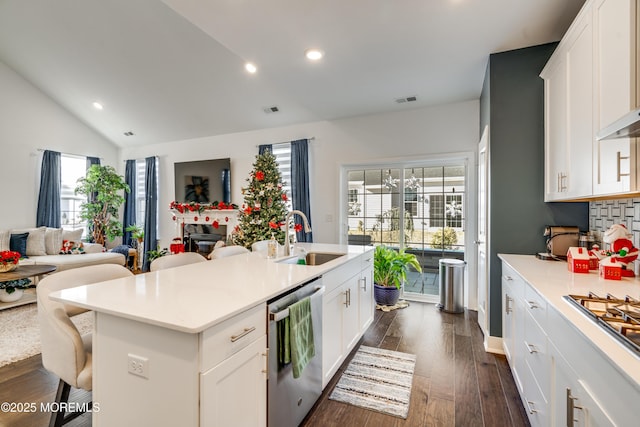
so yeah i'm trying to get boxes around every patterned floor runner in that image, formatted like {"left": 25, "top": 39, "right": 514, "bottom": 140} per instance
{"left": 329, "top": 345, "right": 416, "bottom": 418}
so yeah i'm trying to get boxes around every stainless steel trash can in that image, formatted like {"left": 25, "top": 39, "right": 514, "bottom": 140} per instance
{"left": 437, "top": 258, "right": 466, "bottom": 313}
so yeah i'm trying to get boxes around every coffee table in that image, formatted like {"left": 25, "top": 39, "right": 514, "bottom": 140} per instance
{"left": 0, "top": 264, "right": 57, "bottom": 310}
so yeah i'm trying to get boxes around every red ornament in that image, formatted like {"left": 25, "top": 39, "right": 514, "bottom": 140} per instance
{"left": 213, "top": 220, "right": 219, "bottom": 229}
{"left": 282, "top": 194, "right": 288, "bottom": 202}
{"left": 269, "top": 221, "right": 279, "bottom": 229}
{"left": 244, "top": 206, "right": 253, "bottom": 215}
{"left": 225, "top": 217, "right": 229, "bottom": 222}
{"left": 205, "top": 216, "right": 210, "bottom": 222}
{"left": 193, "top": 216, "right": 198, "bottom": 222}
{"left": 294, "top": 223, "right": 303, "bottom": 232}
{"left": 255, "top": 171, "right": 265, "bottom": 181}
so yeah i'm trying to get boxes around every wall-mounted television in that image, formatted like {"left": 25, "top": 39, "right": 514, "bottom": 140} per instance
{"left": 174, "top": 158, "right": 231, "bottom": 203}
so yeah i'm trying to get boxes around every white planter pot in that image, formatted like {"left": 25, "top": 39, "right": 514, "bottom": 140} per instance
{"left": 0, "top": 288, "right": 24, "bottom": 303}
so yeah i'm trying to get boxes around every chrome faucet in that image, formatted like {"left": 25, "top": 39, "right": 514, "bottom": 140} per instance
{"left": 284, "top": 210, "right": 312, "bottom": 256}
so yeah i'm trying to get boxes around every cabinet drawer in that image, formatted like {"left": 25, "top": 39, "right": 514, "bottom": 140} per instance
{"left": 361, "top": 252, "right": 373, "bottom": 270}
{"left": 200, "top": 304, "right": 266, "bottom": 372}
{"left": 519, "top": 360, "right": 549, "bottom": 427}
{"left": 523, "top": 310, "right": 549, "bottom": 401}
{"left": 502, "top": 264, "right": 524, "bottom": 300}
{"left": 322, "top": 257, "right": 361, "bottom": 294}
{"left": 524, "top": 284, "right": 547, "bottom": 330}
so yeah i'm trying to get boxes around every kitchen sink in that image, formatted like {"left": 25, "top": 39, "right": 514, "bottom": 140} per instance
{"left": 277, "top": 252, "right": 346, "bottom": 266}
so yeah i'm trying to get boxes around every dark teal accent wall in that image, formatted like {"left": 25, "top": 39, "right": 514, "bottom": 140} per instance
{"left": 480, "top": 44, "right": 589, "bottom": 338}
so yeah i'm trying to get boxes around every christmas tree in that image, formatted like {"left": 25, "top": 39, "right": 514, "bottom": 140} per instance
{"left": 233, "top": 150, "right": 289, "bottom": 248}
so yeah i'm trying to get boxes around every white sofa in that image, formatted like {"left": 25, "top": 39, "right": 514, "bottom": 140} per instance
{"left": 1, "top": 227, "right": 126, "bottom": 273}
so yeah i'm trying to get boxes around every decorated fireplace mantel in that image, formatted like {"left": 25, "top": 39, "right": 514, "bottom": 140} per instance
{"left": 170, "top": 202, "right": 239, "bottom": 241}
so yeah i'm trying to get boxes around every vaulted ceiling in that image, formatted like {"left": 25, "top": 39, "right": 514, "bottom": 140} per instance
{"left": 0, "top": 0, "right": 585, "bottom": 147}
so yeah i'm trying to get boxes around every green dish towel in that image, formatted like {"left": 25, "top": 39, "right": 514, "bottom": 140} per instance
{"left": 289, "top": 296, "right": 315, "bottom": 378}
{"left": 277, "top": 316, "right": 291, "bottom": 366}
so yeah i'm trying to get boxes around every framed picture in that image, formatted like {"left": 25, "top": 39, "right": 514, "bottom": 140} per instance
{"left": 174, "top": 158, "right": 231, "bottom": 203}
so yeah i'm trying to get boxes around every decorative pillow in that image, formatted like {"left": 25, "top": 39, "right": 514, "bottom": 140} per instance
{"left": 10, "top": 232, "right": 29, "bottom": 258}
{"left": 60, "top": 240, "right": 85, "bottom": 255}
{"left": 62, "top": 228, "right": 84, "bottom": 243}
{"left": 0, "top": 229, "right": 10, "bottom": 252}
{"left": 45, "top": 227, "right": 63, "bottom": 255}
{"left": 11, "top": 227, "right": 47, "bottom": 256}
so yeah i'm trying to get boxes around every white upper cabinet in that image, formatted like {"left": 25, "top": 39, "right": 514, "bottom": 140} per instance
{"left": 593, "top": 0, "right": 637, "bottom": 195}
{"left": 542, "top": 5, "right": 594, "bottom": 201}
{"left": 543, "top": 54, "right": 568, "bottom": 201}
{"left": 542, "top": 0, "right": 638, "bottom": 200}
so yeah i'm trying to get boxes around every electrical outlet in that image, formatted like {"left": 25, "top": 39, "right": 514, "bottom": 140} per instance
{"left": 127, "top": 354, "right": 149, "bottom": 379}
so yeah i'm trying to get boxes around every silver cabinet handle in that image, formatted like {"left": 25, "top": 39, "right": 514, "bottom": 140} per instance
{"left": 348, "top": 288, "right": 351, "bottom": 307}
{"left": 525, "top": 341, "right": 538, "bottom": 354}
{"left": 560, "top": 172, "right": 567, "bottom": 191}
{"left": 261, "top": 349, "right": 268, "bottom": 375}
{"left": 525, "top": 399, "right": 537, "bottom": 414}
{"left": 360, "top": 277, "right": 367, "bottom": 291}
{"left": 617, "top": 151, "right": 630, "bottom": 182}
{"left": 505, "top": 294, "right": 512, "bottom": 314}
{"left": 527, "top": 300, "right": 539, "bottom": 309}
{"left": 557, "top": 172, "right": 561, "bottom": 192}
{"left": 230, "top": 326, "right": 256, "bottom": 342}
{"left": 344, "top": 289, "right": 349, "bottom": 307}
{"left": 566, "top": 388, "right": 583, "bottom": 426}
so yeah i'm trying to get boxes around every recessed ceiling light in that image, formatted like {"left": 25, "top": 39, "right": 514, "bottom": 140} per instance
{"left": 245, "top": 62, "right": 257, "bottom": 74}
{"left": 305, "top": 48, "right": 324, "bottom": 61}
{"left": 92, "top": 101, "right": 104, "bottom": 110}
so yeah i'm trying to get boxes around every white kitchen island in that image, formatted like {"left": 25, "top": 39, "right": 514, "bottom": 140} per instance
{"left": 50, "top": 243, "right": 373, "bottom": 426}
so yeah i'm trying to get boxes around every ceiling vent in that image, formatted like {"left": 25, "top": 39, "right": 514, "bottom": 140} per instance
{"left": 123, "top": 131, "right": 135, "bottom": 136}
{"left": 263, "top": 106, "right": 279, "bottom": 114}
{"left": 395, "top": 96, "right": 417, "bottom": 104}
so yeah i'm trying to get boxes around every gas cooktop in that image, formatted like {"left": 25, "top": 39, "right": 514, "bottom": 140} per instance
{"left": 564, "top": 293, "right": 640, "bottom": 357}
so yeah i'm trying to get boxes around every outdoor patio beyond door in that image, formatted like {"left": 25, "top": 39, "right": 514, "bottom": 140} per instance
{"left": 346, "top": 164, "right": 466, "bottom": 302}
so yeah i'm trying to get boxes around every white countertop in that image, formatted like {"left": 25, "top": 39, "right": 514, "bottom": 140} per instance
{"left": 51, "top": 243, "right": 372, "bottom": 334}
{"left": 499, "top": 253, "right": 640, "bottom": 387}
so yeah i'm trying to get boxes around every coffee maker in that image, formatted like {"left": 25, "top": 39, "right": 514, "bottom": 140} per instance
{"left": 536, "top": 226, "right": 580, "bottom": 260}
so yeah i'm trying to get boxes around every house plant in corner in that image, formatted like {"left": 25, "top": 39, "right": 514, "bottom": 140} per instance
{"left": 373, "top": 245, "right": 422, "bottom": 306}
{"left": 75, "top": 165, "right": 130, "bottom": 246}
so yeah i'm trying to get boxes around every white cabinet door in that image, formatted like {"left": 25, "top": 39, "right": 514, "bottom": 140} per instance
{"left": 322, "top": 285, "right": 345, "bottom": 387}
{"left": 593, "top": 0, "right": 637, "bottom": 195}
{"left": 343, "top": 273, "right": 361, "bottom": 353}
{"left": 201, "top": 336, "right": 267, "bottom": 427}
{"left": 358, "top": 257, "right": 374, "bottom": 333}
{"left": 543, "top": 54, "right": 568, "bottom": 201}
{"left": 565, "top": 6, "right": 593, "bottom": 198}
{"left": 550, "top": 341, "right": 615, "bottom": 427}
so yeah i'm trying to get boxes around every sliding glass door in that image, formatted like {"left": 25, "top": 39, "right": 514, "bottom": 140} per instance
{"left": 345, "top": 162, "right": 466, "bottom": 302}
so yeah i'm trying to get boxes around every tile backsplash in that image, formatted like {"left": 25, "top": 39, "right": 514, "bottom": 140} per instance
{"left": 589, "top": 198, "right": 640, "bottom": 248}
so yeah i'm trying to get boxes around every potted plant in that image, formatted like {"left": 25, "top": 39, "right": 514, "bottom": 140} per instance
{"left": 147, "top": 246, "right": 169, "bottom": 263}
{"left": 0, "top": 250, "right": 21, "bottom": 273}
{"left": 373, "top": 245, "right": 422, "bottom": 306}
{"left": 125, "top": 224, "right": 144, "bottom": 246}
{"left": 75, "top": 165, "right": 130, "bottom": 246}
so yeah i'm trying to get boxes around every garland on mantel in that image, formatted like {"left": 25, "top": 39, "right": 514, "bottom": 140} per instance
{"left": 169, "top": 201, "right": 238, "bottom": 214}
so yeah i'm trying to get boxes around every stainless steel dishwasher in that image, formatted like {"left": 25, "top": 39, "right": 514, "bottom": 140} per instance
{"left": 267, "top": 277, "right": 324, "bottom": 427}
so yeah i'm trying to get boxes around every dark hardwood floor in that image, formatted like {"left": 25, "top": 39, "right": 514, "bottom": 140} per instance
{"left": 302, "top": 302, "right": 530, "bottom": 427}
{"left": 0, "top": 302, "right": 529, "bottom": 427}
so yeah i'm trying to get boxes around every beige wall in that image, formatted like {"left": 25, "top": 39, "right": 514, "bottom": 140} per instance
{"left": 0, "top": 60, "right": 119, "bottom": 229}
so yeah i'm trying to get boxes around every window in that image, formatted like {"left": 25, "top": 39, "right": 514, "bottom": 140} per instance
{"left": 271, "top": 142, "right": 292, "bottom": 210}
{"left": 60, "top": 155, "right": 88, "bottom": 235}
{"left": 135, "top": 159, "right": 146, "bottom": 227}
